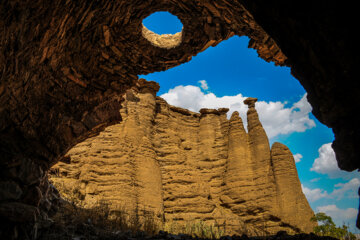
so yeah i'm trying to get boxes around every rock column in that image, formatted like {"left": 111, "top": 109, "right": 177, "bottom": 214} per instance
{"left": 271, "top": 142, "right": 316, "bottom": 233}
{"left": 223, "top": 111, "right": 254, "bottom": 214}
{"left": 129, "top": 80, "right": 164, "bottom": 217}
{"left": 244, "top": 98, "right": 279, "bottom": 225}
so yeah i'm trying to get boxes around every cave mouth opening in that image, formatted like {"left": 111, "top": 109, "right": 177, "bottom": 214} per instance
{"left": 141, "top": 11, "right": 183, "bottom": 49}
{"left": 46, "top": 31, "right": 358, "bottom": 236}
{"left": 47, "top": 10, "right": 356, "bottom": 237}
{"left": 48, "top": 36, "right": 318, "bottom": 236}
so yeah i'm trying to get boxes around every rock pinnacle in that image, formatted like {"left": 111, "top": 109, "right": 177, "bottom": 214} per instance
{"left": 244, "top": 97, "right": 258, "bottom": 108}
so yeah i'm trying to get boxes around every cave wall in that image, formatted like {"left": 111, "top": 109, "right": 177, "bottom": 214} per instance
{"left": 237, "top": 1, "right": 359, "bottom": 172}
{"left": 50, "top": 80, "right": 315, "bottom": 235}
{"left": 0, "top": 0, "right": 358, "bottom": 238}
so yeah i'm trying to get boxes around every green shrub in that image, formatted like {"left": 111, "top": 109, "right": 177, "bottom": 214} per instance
{"left": 311, "top": 212, "right": 356, "bottom": 240}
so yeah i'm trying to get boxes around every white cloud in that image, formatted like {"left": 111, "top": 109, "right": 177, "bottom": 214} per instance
{"left": 310, "top": 178, "right": 321, "bottom": 183}
{"left": 302, "top": 178, "right": 359, "bottom": 202}
{"left": 293, "top": 153, "right": 303, "bottom": 163}
{"left": 311, "top": 143, "right": 359, "bottom": 179}
{"left": 160, "top": 84, "right": 315, "bottom": 139}
{"left": 332, "top": 178, "right": 360, "bottom": 200}
{"left": 161, "top": 85, "right": 205, "bottom": 112}
{"left": 198, "top": 80, "right": 209, "bottom": 90}
{"left": 316, "top": 205, "right": 357, "bottom": 226}
{"left": 311, "top": 143, "right": 337, "bottom": 176}
{"left": 302, "top": 184, "right": 329, "bottom": 202}
{"left": 303, "top": 182, "right": 360, "bottom": 232}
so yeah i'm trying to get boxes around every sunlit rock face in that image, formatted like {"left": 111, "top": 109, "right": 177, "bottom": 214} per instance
{"left": 0, "top": 0, "right": 357, "bottom": 238}
{"left": 50, "top": 80, "right": 316, "bottom": 235}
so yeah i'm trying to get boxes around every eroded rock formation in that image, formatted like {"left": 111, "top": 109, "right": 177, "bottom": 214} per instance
{"left": 0, "top": 1, "right": 358, "bottom": 238}
{"left": 50, "top": 80, "right": 315, "bottom": 235}
{"left": 0, "top": 2, "right": 287, "bottom": 237}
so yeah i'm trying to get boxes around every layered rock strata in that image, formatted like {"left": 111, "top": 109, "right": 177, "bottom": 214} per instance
{"left": 51, "top": 80, "right": 315, "bottom": 235}
{"left": 1, "top": 1, "right": 358, "bottom": 238}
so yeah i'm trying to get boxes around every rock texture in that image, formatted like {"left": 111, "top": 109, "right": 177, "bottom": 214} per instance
{"left": 271, "top": 143, "right": 314, "bottom": 232}
{"left": 0, "top": 0, "right": 358, "bottom": 238}
{"left": 50, "top": 80, "right": 315, "bottom": 236}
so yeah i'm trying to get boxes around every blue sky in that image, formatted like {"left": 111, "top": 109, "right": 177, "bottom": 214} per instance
{"left": 141, "top": 12, "right": 360, "bottom": 233}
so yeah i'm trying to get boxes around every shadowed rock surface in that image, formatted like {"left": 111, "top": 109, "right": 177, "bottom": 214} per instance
{"left": 40, "top": 226, "right": 338, "bottom": 240}
{"left": 50, "top": 80, "right": 315, "bottom": 236}
{"left": 0, "top": 1, "right": 358, "bottom": 238}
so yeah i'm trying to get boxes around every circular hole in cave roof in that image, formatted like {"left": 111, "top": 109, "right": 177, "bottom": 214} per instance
{"left": 142, "top": 11, "right": 183, "bottom": 49}
{"left": 143, "top": 11, "right": 183, "bottom": 34}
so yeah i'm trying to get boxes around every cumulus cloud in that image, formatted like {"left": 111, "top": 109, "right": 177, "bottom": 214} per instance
{"left": 317, "top": 205, "right": 357, "bottom": 225}
{"left": 311, "top": 143, "right": 338, "bottom": 176}
{"left": 198, "top": 80, "right": 209, "bottom": 90}
{"left": 160, "top": 83, "right": 315, "bottom": 139}
{"left": 332, "top": 178, "right": 360, "bottom": 200}
{"left": 302, "top": 178, "right": 359, "bottom": 202}
{"left": 293, "top": 153, "right": 303, "bottom": 163}
{"left": 301, "top": 184, "right": 329, "bottom": 202}
{"left": 311, "top": 143, "right": 359, "bottom": 179}
{"left": 303, "top": 180, "right": 359, "bottom": 231}
{"left": 161, "top": 85, "right": 206, "bottom": 112}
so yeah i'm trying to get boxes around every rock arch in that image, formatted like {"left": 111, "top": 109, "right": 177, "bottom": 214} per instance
{"left": 0, "top": 0, "right": 358, "bottom": 238}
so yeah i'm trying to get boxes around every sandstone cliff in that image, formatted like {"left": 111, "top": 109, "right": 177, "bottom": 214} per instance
{"left": 50, "top": 79, "right": 315, "bottom": 235}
